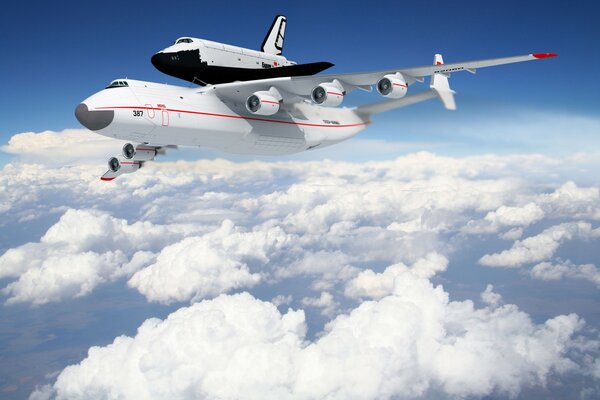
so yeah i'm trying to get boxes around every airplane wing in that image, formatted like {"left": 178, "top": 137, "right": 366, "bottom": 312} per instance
{"left": 205, "top": 53, "right": 557, "bottom": 104}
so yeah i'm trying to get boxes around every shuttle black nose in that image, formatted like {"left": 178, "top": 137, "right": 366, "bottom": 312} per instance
{"left": 75, "top": 103, "right": 114, "bottom": 131}
{"left": 151, "top": 53, "right": 169, "bottom": 73}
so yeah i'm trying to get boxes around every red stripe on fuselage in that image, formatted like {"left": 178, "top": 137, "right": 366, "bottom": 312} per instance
{"left": 94, "top": 106, "right": 368, "bottom": 128}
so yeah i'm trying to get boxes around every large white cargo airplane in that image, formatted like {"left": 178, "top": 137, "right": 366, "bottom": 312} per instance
{"left": 151, "top": 15, "right": 333, "bottom": 85}
{"left": 75, "top": 52, "right": 557, "bottom": 181}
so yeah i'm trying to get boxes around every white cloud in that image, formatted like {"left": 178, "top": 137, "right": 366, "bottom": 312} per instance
{"left": 2, "top": 150, "right": 599, "bottom": 308}
{"left": 276, "top": 251, "right": 358, "bottom": 291}
{"left": 463, "top": 202, "right": 545, "bottom": 234}
{"left": 2, "top": 251, "right": 128, "bottom": 305}
{"left": 480, "top": 284, "right": 502, "bottom": 307}
{"left": 531, "top": 261, "right": 600, "bottom": 287}
{"left": 36, "top": 278, "right": 585, "bottom": 399}
{"left": 1, "top": 128, "right": 127, "bottom": 166}
{"left": 344, "top": 263, "right": 406, "bottom": 301}
{"left": 127, "top": 220, "right": 288, "bottom": 304}
{"left": 489, "top": 203, "right": 545, "bottom": 226}
{"left": 301, "top": 292, "right": 339, "bottom": 316}
{"left": 479, "top": 222, "right": 600, "bottom": 268}
{"left": 0, "top": 129, "right": 599, "bottom": 397}
{"left": 499, "top": 227, "right": 524, "bottom": 240}
{"left": 271, "top": 294, "right": 293, "bottom": 307}
{"left": 344, "top": 253, "right": 448, "bottom": 301}
{"left": 537, "top": 181, "right": 600, "bottom": 220}
{"left": 592, "top": 359, "right": 600, "bottom": 379}
{"left": 0, "top": 209, "right": 189, "bottom": 305}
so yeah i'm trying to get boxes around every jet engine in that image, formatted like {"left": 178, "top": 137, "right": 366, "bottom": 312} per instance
{"left": 311, "top": 83, "right": 344, "bottom": 107}
{"left": 376, "top": 74, "right": 408, "bottom": 98}
{"left": 122, "top": 143, "right": 157, "bottom": 161}
{"left": 246, "top": 91, "right": 280, "bottom": 116}
{"left": 108, "top": 156, "right": 140, "bottom": 175}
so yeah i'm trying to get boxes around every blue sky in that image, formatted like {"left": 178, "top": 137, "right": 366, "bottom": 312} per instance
{"left": 1, "top": 2, "right": 600, "bottom": 399}
{"left": 1, "top": 0, "right": 599, "bottom": 146}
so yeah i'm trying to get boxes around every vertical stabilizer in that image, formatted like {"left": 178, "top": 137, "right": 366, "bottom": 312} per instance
{"left": 430, "top": 54, "right": 457, "bottom": 110}
{"left": 261, "top": 15, "right": 286, "bottom": 55}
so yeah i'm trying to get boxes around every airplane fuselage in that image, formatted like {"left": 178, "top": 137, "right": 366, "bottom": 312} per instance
{"left": 76, "top": 79, "right": 368, "bottom": 155}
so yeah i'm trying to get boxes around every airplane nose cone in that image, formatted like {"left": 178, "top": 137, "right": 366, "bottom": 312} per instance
{"left": 75, "top": 103, "right": 114, "bottom": 131}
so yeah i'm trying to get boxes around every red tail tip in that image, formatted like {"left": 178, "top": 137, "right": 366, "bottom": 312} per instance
{"left": 532, "top": 53, "right": 558, "bottom": 58}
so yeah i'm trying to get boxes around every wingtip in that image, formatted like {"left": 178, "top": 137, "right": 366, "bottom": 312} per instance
{"left": 100, "top": 177, "right": 115, "bottom": 181}
{"left": 532, "top": 53, "right": 558, "bottom": 59}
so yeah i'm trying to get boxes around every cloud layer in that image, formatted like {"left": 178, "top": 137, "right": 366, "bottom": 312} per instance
{"left": 1, "top": 129, "right": 600, "bottom": 398}
{"left": 3, "top": 151, "right": 598, "bottom": 306}
{"left": 0, "top": 209, "right": 192, "bottom": 304}
{"left": 35, "top": 275, "right": 584, "bottom": 399}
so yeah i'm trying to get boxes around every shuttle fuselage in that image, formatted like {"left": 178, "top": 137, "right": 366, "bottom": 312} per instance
{"left": 151, "top": 37, "right": 333, "bottom": 85}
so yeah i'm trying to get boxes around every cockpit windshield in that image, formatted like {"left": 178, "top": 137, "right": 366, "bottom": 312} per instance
{"left": 175, "top": 38, "right": 193, "bottom": 44}
{"left": 105, "top": 80, "right": 129, "bottom": 89}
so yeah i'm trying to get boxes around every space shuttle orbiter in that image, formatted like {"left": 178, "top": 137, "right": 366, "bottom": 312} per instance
{"left": 151, "top": 15, "right": 334, "bottom": 85}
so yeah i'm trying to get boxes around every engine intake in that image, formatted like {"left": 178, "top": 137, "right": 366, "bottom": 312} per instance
{"left": 122, "top": 143, "right": 157, "bottom": 161}
{"left": 376, "top": 74, "right": 408, "bottom": 98}
{"left": 311, "top": 83, "right": 344, "bottom": 107}
{"left": 246, "top": 91, "right": 280, "bottom": 116}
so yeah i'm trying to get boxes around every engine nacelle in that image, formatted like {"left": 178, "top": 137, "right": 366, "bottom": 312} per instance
{"left": 376, "top": 74, "right": 408, "bottom": 99}
{"left": 311, "top": 83, "right": 344, "bottom": 107}
{"left": 108, "top": 156, "right": 140, "bottom": 175}
{"left": 122, "top": 143, "right": 156, "bottom": 161}
{"left": 246, "top": 91, "right": 280, "bottom": 116}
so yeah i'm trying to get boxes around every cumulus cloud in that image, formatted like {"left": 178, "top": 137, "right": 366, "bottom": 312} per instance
{"left": 1, "top": 128, "right": 127, "bottom": 166}
{"left": 127, "top": 220, "right": 291, "bottom": 304}
{"left": 1, "top": 128, "right": 599, "bottom": 397}
{"left": 531, "top": 261, "right": 600, "bottom": 287}
{"left": 301, "top": 292, "right": 339, "bottom": 316}
{"left": 479, "top": 222, "right": 600, "bottom": 268}
{"left": 271, "top": 294, "right": 293, "bottom": 307}
{"left": 499, "top": 227, "right": 524, "bottom": 240}
{"left": 463, "top": 202, "right": 545, "bottom": 235}
{"left": 537, "top": 181, "right": 600, "bottom": 220}
{"left": 35, "top": 275, "right": 585, "bottom": 399}
{"left": 2, "top": 150, "right": 599, "bottom": 308}
{"left": 480, "top": 284, "right": 502, "bottom": 307}
{"left": 344, "top": 253, "right": 448, "bottom": 300}
{"left": 0, "top": 209, "right": 189, "bottom": 305}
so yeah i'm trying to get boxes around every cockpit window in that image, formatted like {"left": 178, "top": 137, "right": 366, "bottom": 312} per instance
{"left": 175, "top": 38, "right": 193, "bottom": 44}
{"left": 105, "top": 80, "right": 129, "bottom": 89}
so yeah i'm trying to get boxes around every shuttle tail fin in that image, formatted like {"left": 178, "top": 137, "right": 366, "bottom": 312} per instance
{"left": 261, "top": 15, "right": 286, "bottom": 55}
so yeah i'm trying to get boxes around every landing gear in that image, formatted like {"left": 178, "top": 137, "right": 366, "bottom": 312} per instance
{"left": 100, "top": 143, "right": 158, "bottom": 181}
